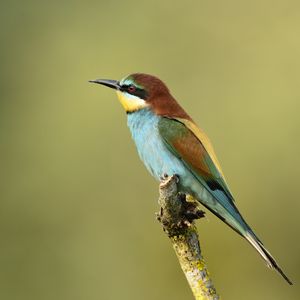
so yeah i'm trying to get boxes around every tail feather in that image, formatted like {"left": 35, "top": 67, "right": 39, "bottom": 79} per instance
{"left": 245, "top": 232, "right": 292, "bottom": 285}
{"left": 190, "top": 181, "right": 292, "bottom": 284}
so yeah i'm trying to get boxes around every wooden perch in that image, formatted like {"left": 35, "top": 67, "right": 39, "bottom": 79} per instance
{"left": 156, "top": 174, "right": 220, "bottom": 300}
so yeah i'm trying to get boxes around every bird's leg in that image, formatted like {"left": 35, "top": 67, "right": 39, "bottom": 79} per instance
{"left": 158, "top": 174, "right": 205, "bottom": 225}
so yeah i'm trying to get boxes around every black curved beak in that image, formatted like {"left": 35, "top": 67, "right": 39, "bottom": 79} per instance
{"left": 88, "top": 79, "right": 120, "bottom": 90}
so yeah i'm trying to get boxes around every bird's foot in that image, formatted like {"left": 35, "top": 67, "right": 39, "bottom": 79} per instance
{"left": 159, "top": 173, "right": 169, "bottom": 181}
{"left": 179, "top": 193, "right": 205, "bottom": 222}
{"left": 184, "top": 209, "right": 206, "bottom": 222}
{"left": 159, "top": 173, "right": 179, "bottom": 188}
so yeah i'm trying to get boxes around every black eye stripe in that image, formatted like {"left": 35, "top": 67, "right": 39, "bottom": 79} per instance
{"left": 120, "top": 84, "right": 148, "bottom": 100}
{"left": 128, "top": 85, "right": 136, "bottom": 92}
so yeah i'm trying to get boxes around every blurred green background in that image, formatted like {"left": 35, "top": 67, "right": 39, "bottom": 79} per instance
{"left": 1, "top": 0, "right": 299, "bottom": 299}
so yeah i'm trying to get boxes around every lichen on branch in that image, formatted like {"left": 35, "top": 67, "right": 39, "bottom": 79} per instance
{"left": 156, "top": 174, "right": 220, "bottom": 300}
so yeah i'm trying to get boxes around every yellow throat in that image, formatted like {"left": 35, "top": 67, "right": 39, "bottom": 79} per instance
{"left": 116, "top": 90, "right": 149, "bottom": 112}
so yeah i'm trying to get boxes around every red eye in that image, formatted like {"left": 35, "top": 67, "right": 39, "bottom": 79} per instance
{"left": 128, "top": 85, "right": 136, "bottom": 93}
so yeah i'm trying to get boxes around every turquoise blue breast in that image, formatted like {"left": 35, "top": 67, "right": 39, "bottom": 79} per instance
{"left": 127, "top": 108, "right": 186, "bottom": 181}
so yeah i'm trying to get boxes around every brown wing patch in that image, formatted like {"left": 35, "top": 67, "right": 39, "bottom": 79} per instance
{"left": 158, "top": 117, "right": 215, "bottom": 180}
{"left": 175, "top": 118, "right": 226, "bottom": 179}
{"left": 158, "top": 117, "right": 235, "bottom": 202}
{"left": 172, "top": 134, "right": 212, "bottom": 178}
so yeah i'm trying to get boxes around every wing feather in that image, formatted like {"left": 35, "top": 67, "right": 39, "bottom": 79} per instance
{"left": 158, "top": 117, "right": 235, "bottom": 204}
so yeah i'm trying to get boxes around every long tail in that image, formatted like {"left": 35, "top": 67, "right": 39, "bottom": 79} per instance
{"left": 190, "top": 178, "right": 292, "bottom": 284}
{"left": 195, "top": 189, "right": 293, "bottom": 285}
{"left": 245, "top": 231, "right": 292, "bottom": 285}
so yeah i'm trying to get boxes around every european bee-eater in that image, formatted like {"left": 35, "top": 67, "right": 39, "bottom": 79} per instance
{"left": 89, "top": 73, "right": 292, "bottom": 285}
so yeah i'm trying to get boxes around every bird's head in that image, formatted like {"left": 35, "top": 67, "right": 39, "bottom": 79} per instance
{"left": 89, "top": 73, "right": 170, "bottom": 112}
{"left": 89, "top": 73, "right": 191, "bottom": 119}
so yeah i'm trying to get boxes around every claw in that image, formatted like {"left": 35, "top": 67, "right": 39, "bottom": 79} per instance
{"left": 184, "top": 209, "right": 206, "bottom": 222}
{"left": 160, "top": 173, "right": 169, "bottom": 181}
{"left": 173, "top": 174, "right": 179, "bottom": 183}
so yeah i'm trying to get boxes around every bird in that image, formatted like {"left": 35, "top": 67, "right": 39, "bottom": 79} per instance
{"left": 89, "top": 73, "right": 292, "bottom": 285}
